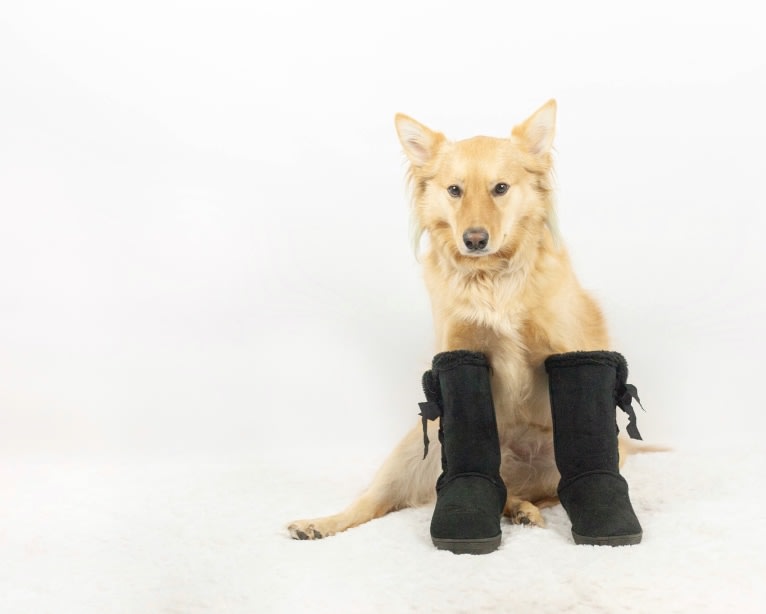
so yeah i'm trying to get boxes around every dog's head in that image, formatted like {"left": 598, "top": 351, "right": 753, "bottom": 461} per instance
{"left": 395, "top": 100, "right": 558, "bottom": 270}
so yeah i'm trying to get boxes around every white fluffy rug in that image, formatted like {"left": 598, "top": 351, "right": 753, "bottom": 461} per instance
{"left": 2, "top": 444, "right": 764, "bottom": 614}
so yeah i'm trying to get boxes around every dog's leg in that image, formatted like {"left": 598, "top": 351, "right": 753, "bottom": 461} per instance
{"left": 439, "top": 322, "right": 552, "bottom": 530}
{"left": 440, "top": 320, "right": 491, "bottom": 353}
{"left": 288, "top": 420, "right": 441, "bottom": 539}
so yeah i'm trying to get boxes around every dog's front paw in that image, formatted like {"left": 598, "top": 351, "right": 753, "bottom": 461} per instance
{"left": 504, "top": 499, "right": 546, "bottom": 527}
{"left": 288, "top": 519, "right": 333, "bottom": 540}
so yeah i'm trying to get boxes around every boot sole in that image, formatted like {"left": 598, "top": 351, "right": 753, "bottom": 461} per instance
{"left": 432, "top": 533, "right": 501, "bottom": 555}
{"left": 572, "top": 531, "right": 642, "bottom": 546}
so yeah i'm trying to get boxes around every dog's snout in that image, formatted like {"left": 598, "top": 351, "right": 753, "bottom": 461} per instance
{"left": 462, "top": 227, "right": 489, "bottom": 251}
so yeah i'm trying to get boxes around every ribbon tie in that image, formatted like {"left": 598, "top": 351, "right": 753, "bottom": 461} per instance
{"left": 616, "top": 382, "right": 644, "bottom": 440}
{"left": 418, "top": 370, "right": 442, "bottom": 458}
{"left": 418, "top": 401, "right": 441, "bottom": 458}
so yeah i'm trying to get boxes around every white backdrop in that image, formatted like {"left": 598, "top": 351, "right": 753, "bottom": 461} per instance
{"left": 1, "top": 1, "right": 764, "bottom": 463}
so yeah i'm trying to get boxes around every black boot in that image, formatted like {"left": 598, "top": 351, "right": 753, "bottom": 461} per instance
{"left": 544, "top": 351, "right": 644, "bottom": 546}
{"left": 419, "top": 351, "right": 507, "bottom": 555}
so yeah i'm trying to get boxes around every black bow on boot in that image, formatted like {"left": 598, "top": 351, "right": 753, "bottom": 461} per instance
{"left": 545, "top": 351, "right": 644, "bottom": 546}
{"left": 419, "top": 351, "right": 507, "bottom": 555}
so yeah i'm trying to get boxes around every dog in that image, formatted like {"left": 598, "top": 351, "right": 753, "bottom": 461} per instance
{"left": 288, "top": 99, "right": 629, "bottom": 540}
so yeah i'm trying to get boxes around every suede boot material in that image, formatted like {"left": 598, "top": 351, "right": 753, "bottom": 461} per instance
{"left": 420, "top": 351, "right": 507, "bottom": 555}
{"left": 545, "top": 351, "right": 643, "bottom": 546}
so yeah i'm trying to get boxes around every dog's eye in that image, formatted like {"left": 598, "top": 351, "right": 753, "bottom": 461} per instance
{"left": 493, "top": 183, "right": 509, "bottom": 195}
{"left": 447, "top": 185, "right": 462, "bottom": 198}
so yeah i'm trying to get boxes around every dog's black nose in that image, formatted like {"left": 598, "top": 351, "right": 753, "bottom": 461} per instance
{"left": 463, "top": 228, "right": 489, "bottom": 251}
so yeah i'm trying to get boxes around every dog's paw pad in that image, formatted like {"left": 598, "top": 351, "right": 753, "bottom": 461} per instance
{"left": 288, "top": 522, "right": 324, "bottom": 540}
{"left": 506, "top": 502, "right": 546, "bottom": 528}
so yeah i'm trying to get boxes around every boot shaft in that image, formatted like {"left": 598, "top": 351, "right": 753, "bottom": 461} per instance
{"left": 544, "top": 351, "right": 627, "bottom": 482}
{"left": 422, "top": 351, "right": 502, "bottom": 482}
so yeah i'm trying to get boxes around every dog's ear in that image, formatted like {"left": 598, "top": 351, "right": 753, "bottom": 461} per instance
{"left": 512, "top": 99, "right": 557, "bottom": 156}
{"left": 395, "top": 114, "right": 445, "bottom": 167}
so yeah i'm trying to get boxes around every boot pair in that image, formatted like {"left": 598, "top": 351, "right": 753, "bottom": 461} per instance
{"left": 419, "top": 350, "right": 644, "bottom": 555}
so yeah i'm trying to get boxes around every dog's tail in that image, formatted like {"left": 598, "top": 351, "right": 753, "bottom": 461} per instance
{"left": 619, "top": 437, "right": 673, "bottom": 460}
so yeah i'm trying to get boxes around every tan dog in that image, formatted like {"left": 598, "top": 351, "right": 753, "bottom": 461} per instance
{"left": 288, "top": 100, "right": 618, "bottom": 540}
